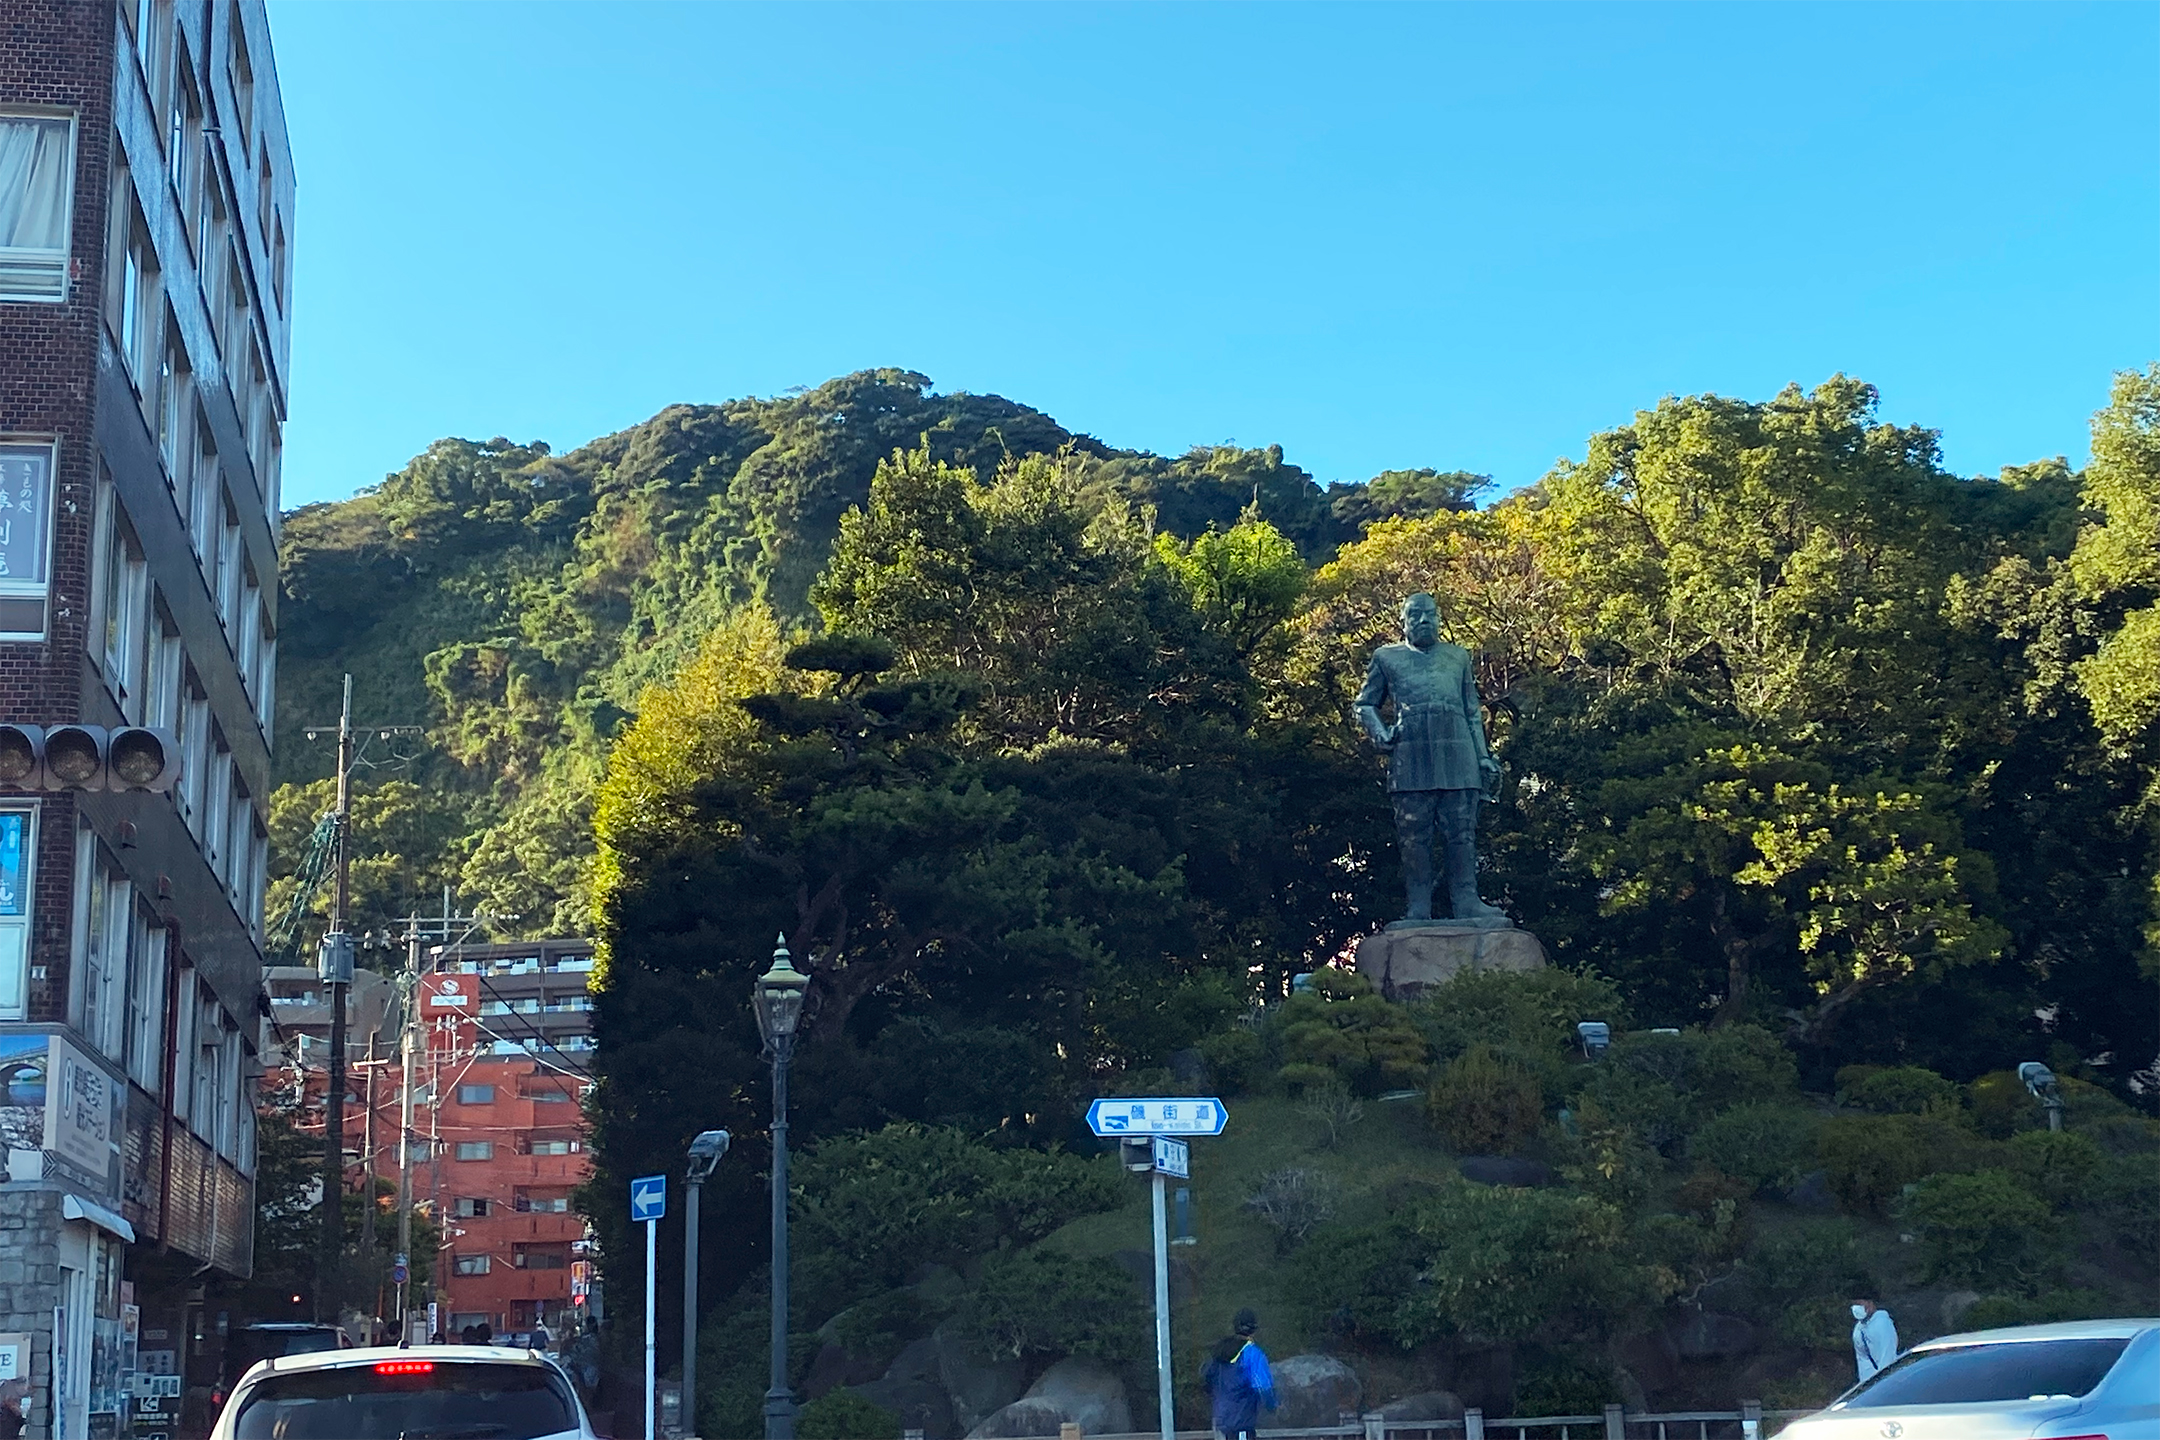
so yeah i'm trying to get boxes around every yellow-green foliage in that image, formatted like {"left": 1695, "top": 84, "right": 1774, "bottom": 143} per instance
{"left": 1426, "top": 1043, "right": 1545, "bottom": 1155}
{"left": 590, "top": 606, "right": 793, "bottom": 979}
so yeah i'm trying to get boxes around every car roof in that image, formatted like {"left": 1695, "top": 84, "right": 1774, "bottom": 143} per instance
{"left": 250, "top": 1344, "right": 554, "bottom": 1378}
{"left": 1916, "top": 1318, "right": 2160, "bottom": 1349}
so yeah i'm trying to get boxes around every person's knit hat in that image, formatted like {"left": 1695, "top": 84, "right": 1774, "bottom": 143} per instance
{"left": 1233, "top": 1308, "right": 1259, "bottom": 1335}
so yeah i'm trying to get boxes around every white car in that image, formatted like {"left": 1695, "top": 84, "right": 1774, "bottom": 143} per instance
{"left": 1777, "top": 1318, "right": 2160, "bottom": 1439}
{"left": 211, "top": 1344, "right": 598, "bottom": 1440}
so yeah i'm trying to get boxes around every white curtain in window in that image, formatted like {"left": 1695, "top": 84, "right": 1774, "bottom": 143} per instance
{"left": 0, "top": 116, "right": 70, "bottom": 249}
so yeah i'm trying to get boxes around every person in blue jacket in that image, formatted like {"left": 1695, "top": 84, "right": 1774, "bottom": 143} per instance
{"left": 1202, "top": 1308, "right": 1277, "bottom": 1440}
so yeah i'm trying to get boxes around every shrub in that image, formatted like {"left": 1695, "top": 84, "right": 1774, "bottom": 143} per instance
{"left": 1899, "top": 1169, "right": 2057, "bottom": 1286}
{"left": 1836, "top": 1065, "right": 1964, "bottom": 1118}
{"left": 792, "top": 1125, "right": 1122, "bottom": 1313}
{"left": 1961, "top": 1289, "right": 2128, "bottom": 1331}
{"left": 1290, "top": 1222, "right": 1420, "bottom": 1341}
{"left": 1427, "top": 1043, "right": 1544, "bottom": 1154}
{"left": 2095, "top": 1153, "right": 2160, "bottom": 1268}
{"left": 1513, "top": 1350, "right": 1625, "bottom": 1415}
{"left": 1245, "top": 1167, "right": 1342, "bottom": 1251}
{"left": 2001, "top": 1129, "right": 2106, "bottom": 1209}
{"left": 1412, "top": 966, "right": 1629, "bottom": 1092}
{"left": 1274, "top": 968, "right": 1428, "bottom": 1095}
{"left": 1689, "top": 1103, "right": 1824, "bottom": 1194}
{"left": 1575, "top": 1064, "right": 1690, "bottom": 1153}
{"left": 1555, "top": 1096, "right": 1660, "bottom": 1210}
{"left": 1817, "top": 1113, "right": 1982, "bottom": 1215}
{"left": 1395, "top": 1184, "right": 1656, "bottom": 1346}
{"left": 1197, "top": 1024, "right": 1266, "bottom": 1094}
{"left": 1967, "top": 1070, "right": 2039, "bottom": 1139}
{"left": 1745, "top": 1218, "right": 1872, "bottom": 1314}
{"left": 1297, "top": 1078, "right": 1366, "bottom": 1148}
{"left": 797, "top": 1390, "right": 901, "bottom": 1440}
{"left": 960, "top": 1250, "right": 1148, "bottom": 1363}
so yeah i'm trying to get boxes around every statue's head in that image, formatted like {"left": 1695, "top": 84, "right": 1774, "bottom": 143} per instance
{"left": 1400, "top": 592, "right": 1440, "bottom": 647}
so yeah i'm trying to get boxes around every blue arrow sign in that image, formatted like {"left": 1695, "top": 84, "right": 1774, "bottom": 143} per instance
{"left": 629, "top": 1173, "right": 667, "bottom": 1224}
{"left": 1086, "top": 1097, "right": 1228, "bottom": 1137}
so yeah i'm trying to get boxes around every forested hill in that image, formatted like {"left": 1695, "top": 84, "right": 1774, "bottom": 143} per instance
{"left": 267, "top": 368, "right": 1481, "bottom": 938}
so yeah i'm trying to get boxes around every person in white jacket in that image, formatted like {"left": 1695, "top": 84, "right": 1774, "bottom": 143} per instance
{"left": 1851, "top": 1297, "right": 1899, "bottom": 1381}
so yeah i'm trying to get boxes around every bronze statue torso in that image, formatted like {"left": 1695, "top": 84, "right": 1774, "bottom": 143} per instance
{"left": 1356, "top": 640, "right": 1485, "bottom": 793}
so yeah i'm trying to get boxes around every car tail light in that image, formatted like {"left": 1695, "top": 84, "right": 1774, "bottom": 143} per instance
{"left": 373, "top": 1360, "right": 435, "bottom": 1375}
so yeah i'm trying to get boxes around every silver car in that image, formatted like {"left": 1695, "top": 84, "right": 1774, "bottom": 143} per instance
{"left": 1777, "top": 1318, "right": 2160, "bottom": 1439}
{"left": 210, "top": 1344, "right": 598, "bottom": 1440}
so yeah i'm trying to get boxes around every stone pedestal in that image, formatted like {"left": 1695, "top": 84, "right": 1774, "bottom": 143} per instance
{"left": 1355, "top": 923, "right": 1548, "bottom": 1001}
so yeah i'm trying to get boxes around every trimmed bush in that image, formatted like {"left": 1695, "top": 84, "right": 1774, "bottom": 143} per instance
{"left": 1196, "top": 1024, "right": 1266, "bottom": 1094}
{"left": 2095, "top": 1153, "right": 2160, "bottom": 1267}
{"left": 1816, "top": 1113, "right": 1982, "bottom": 1215}
{"left": 1836, "top": 1065, "right": 1964, "bottom": 1117}
{"left": 1274, "top": 968, "right": 1428, "bottom": 1096}
{"left": 1412, "top": 966, "right": 1630, "bottom": 1092}
{"left": 1427, "top": 1043, "right": 1544, "bottom": 1154}
{"left": 797, "top": 1390, "right": 902, "bottom": 1440}
{"left": 1961, "top": 1289, "right": 2127, "bottom": 1331}
{"left": 1513, "top": 1350, "right": 1625, "bottom": 1415}
{"left": 1746, "top": 1218, "right": 1872, "bottom": 1313}
{"left": 1690, "top": 1103, "right": 1823, "bottom": 1194}
{"left": 2001, "top": 1129, "right": 2106, "bottom": 1209}
{"left": 1900, "top": 1169, "right": 2057, "bottom": 1286}
{"left": 960, "top": 1249, "right": 1148, "bottom": 1363}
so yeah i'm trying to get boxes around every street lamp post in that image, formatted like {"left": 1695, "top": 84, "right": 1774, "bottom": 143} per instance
{"left": 756, "top": 936, "right": 809, "bottom": 1440}
{"left": 683, "top": 1129, "right": 730, "bottom": 1438}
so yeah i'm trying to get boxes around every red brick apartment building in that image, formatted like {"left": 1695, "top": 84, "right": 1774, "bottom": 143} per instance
{"left": 0, "top": 3, "right": 292, "bottom": 1436}
{"left": 263, "top": 938, "right": 598, "bottom": 1339}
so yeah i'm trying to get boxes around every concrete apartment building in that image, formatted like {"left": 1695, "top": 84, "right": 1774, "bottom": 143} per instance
{"left": 0, "top": 2, "right": 290, "bottom": 1436}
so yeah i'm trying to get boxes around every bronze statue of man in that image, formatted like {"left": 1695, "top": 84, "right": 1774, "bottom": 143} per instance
{"left": 1355, "top": 592, "right": 1508, "bottom": 926}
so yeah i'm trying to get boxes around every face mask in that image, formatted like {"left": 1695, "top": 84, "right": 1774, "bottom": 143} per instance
{"left": 1851, "top": 1305, "right": 1868, "bottom": 1320}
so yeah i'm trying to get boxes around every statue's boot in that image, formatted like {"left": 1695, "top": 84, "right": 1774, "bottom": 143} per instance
{"left": 1444, "top": 820, "right": 1508, "bottom": 925}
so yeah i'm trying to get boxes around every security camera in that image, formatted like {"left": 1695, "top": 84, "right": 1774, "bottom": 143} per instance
{"left": 685, "top": 1129, "right": 731, "bottom": 1182}
{"left": 2018, "top": 1061, "right": 2059, "bottom": 1101}
{"left": 1576, "top": 1021, "right": 1611, "bottom": 1059}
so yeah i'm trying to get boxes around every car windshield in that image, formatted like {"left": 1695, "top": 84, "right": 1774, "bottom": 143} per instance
{"left": 232, "top": 1361, "right": 579, "bottom": 1440}
{"left": 1839, "top": 1338, "right": 2131, "bottom": 1408}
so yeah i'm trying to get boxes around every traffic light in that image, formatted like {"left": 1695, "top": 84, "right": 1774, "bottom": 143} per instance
{"left": 0, "top": 722, "right": 179, "bottom": 792}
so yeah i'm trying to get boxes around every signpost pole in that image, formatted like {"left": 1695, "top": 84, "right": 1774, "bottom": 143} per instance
{"left": 645, "top": 1215, "right": 657, "bottom": 1440}
{"left": 1151, "top": 1167, "right": 1172, "bottom": 1440}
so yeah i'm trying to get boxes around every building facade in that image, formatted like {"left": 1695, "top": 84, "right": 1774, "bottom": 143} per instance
{"left": 0, "top": 3, "right": 290, "bottom": 1437}
{"left": 421, "top": 940, "right": 595, "bottom": 1340}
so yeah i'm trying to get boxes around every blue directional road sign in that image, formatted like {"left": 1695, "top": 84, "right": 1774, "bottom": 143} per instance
{"left": 1086, "top": 1097, "right": 1228, "bottom": 1137}
{"left": 1151, "top": 1137, "right": 1190, "bottom": 1179}
{"left": 629, "top": 1173, "right": 667, "bottom": 1223}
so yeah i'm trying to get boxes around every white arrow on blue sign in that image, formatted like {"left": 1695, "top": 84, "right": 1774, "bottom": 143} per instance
{"left": 1086, "top": 1097, "right": 1227, "bottom": 1137}
{"left": 630, "top": 1173, "right": 667, "bottom": 1223}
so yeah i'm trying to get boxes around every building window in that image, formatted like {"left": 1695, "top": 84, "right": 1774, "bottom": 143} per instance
{"left": 0, "top": 440, "right": 56, "bottom": 640}
{"left": 254, "top": 610, "right": 277, "bottom": 732}
{"left": 255, "top": 152, "right": 272, "bottom": 258}
{"left": 453, "top": 1197, "right": 489, "bottom": 1218}
{"left": 271, "top": 211, "right": 286, "bottom": 313}
{"left": 157, "top": 317, "right": 193, "bottom": 492}
{"left": 94, "top": 482, "right": 148, "bottom": 715}
{"left": 178, "top": 677, "right": 208, "bottom": 833}
{"left": 107, "top": 183, "right": 160, "bottom": 390}
{"left": 74, "top": 831, "right": 129, "bottom": 1060}
{"left": 457, "top": 1084, "right": 494, "bottom": 1105}
{"left": 169, "top": 50, "right": 202, "bottom": 249}
{"left": 513, "top": 1192, "right": 569, "bottom": 1214}
{"left": 145, "top": 610, "right": 181, "bottom": 732}
{"left": 203, "top": 741, "right": 230, "bottom": 876}
{"left": 189, "top": 987, "right": 218, "bottom": 1140}
{"left": 528, "top": 1088, "right": 572, "bottom": 1104}
{"left": 0, "top": 112, "right": 75, "bottom": 302}
{"left": 452, "top": 1254, "right": 490, "bottom": 1277}
{"left": 216, "top": 494, "right": 243, "bottom": 637}
{"left": 525, "top": 1139, "right": 575, "bottom": 1157}
{"left": 226, "top": 2, "right": 253, "bottom": 150}
{"left": 124, "top": 902, "right": 166, "bottom": 1090}
{"left": 404, "top": 1139, "right": 430, "bottom": 1163}
{"left": 513, "top": 1246, "right": 568, "bottom": 1270}
{"left": 190, "top": 416, "right": 219, "bottom": 571}
{"left": 0, "top": 806, "right": 36, "bottom": 1022}
{"left": 455, "top": 1141, "right": 493, "bottom": 1162}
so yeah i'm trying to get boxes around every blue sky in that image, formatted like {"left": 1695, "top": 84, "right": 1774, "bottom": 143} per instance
{"left": 266, "top": 2, "right": 2157, "bottom": 511}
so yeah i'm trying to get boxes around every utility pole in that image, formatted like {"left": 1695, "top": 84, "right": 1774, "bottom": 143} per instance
{"left": 302, "top": 675, "right": 423, "bottom": 1330}
{"left": 318, "top": 675, "right": 355, "bottom": 1326}
{"left": 359, "top": 1030, "right": 379, "bottom": 1316}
